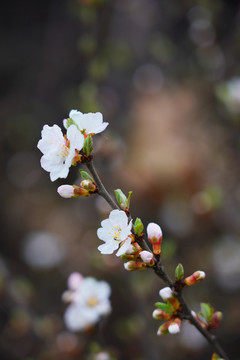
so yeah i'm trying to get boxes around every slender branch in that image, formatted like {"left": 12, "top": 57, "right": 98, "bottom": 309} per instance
{"left": 86, "top": 160, "right": 120, "bottom": 210}
{"left": 178, "top": 293, "right": 230, "bottom": 360}
{"left": 85, "top": 159, "right": 230, "bottom": 360}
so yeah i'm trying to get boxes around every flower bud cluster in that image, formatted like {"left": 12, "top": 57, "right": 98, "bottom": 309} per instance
{"left": 173, "top": 264, "right": 206, "bottom": 291}
{"left": 57, "top": 180, "right": 97, "bottom": 199}
{"left": 192, "top": 303, "right": 223, "bottom": 331}
{"left": 153, "top": 287, "right": 182, "bottom": 336}
{"left": 122, "top": 242, "right": 155, "bottom": 271}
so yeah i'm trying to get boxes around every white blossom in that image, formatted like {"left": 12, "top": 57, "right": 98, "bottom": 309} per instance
{"left": 64, "top": 109, "right": 108, "bottom": 136}
{"left": 63, "top": 275, "right": 111, "bottom": 332}
{"left": 97, "top": 209, "right": 132, "bottom": 256}
{"left": 37, "top": 124, "right": 84, "bottom": 181}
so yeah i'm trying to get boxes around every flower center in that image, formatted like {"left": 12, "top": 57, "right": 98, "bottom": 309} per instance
{"left": 87, "top": 297, "right": 99, "bottom": 307}
{"left": 57, "top": 144, "right": 69, "bottom": 159}
{"left": 112, "top": 225, "right": 121, "bottom": 241}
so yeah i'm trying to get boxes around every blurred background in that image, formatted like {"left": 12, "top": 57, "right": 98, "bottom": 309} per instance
{"left": 1, "top": 0, "right": 240, "bottom": 359}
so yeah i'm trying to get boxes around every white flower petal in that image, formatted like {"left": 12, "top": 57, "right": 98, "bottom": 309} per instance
{"left": 97, "top": 228, "right": 113, "bottom": 242}
{"left": 96, "top": 281, "right": 111, "bottom": 299}
{"left": 67, "top": 125, "right": 84, "bottom": 150}
{"left": 116, "top": 237, "right": 131, "bottom": 257}
{"left": 98, "top": 241, "right": 119, "bottom": 254}
{"left": 109, "top": 210, "right": 128, "bottom": 228}
{"left": 69, "top": 109, "right": 83, "bottom": 118}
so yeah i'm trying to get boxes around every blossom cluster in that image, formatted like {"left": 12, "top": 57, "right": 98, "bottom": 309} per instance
{"left": 38, "top": 109, "right": 224, "bottom": 358}
{"left": 153, "top": 287, "right": 182, "bottom": 335}
{"left": 37, "top": 110, "right": 108, "bottom": 181}
{"left": 62, "top": 272, "right": 111, "bottom": 332}
{"left": 97, "top": 209, "right": 164, "bottom": 271}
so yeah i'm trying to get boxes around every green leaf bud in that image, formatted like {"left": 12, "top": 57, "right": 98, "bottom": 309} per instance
{"left": 175, "top": 263, "right": 184, "bottom": 281}
{"left": 79, "top": 169, "right": 94, "bottom": 182}
{"left": 83, "top": 135, "right": 93, "bottom": 156}
{"left": 134, "top": 217, "right": 144, "bottom": 236}
{"left": 114, "top": 189, "right": 128, "bottom": 210}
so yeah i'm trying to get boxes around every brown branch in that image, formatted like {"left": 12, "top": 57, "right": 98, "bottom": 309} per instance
{"left": 85, "top": 159, "right": 230, "bottom": 360}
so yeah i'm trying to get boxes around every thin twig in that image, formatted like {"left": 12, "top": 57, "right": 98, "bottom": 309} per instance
{"left": 85, "top": 159, "right": 230, "bottom": 360}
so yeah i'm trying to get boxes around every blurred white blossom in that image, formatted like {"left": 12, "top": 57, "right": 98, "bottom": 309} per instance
{"left": 22, "top": 231, "right": 65, "bottom": 269}
{"left": 216, "top": 77, "right": 240, "bottom": 114}
{"left": 63, "top": 273, "right": 111, "bottom": 332}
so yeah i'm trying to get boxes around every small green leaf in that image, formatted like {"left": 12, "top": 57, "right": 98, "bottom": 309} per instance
{"left": 155, "top": 302, "right": 174, "bottom": 314}
{"left": 134, "top": 218, "right": 144, "bottom": 236}
{"left": 83, "top": 135, "right": 93, "bottom": 156}
{"left": 79, "top": 169, "right": 94, "bottom": 182}
{"left": 175, "top": 263, "right": 184, "bottom": 281}
{"left": 200, "top": 303, "right": 214, "bottom": 323}
{"left": 127, "top": 191, "right": 133, "bottom": 208}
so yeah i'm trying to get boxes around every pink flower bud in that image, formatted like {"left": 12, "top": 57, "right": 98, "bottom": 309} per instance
{"left": 147, "top": 222, "right": 163, "bottom": 255}
{"left": 184, "top": 271, "right": 205, "bottom": 286}
{"left": 124, "top": 261, "right": 147, "bottom": 271}
{"left": 139, "top": 250, "right": 154, "bottom": 264}
{"left": 67, "top": 272, "right": 83, "bottom": 290}
{"left": 159, "top": 287, "right": 173, "bottom": 300}
{"left": 57, "top": 185, "right": 75, "bottom": 198}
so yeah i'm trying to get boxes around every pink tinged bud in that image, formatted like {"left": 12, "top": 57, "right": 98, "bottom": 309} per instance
{"left": 211, "top": 312, "right": 223, "bottom": 329}
{"left": 147, "top": 222, "right": 163, "bottom": 255}
{"left": 184, "top": 271, "right": 206, "bottom": 286}
{"left": 152, "top": 309, "right": 171, "bottom": 320}
{"left": 123, "top": 261, "right": 147, "bottom": 271}
{"left": 67, "top": 272, "right": 83, "bottom": 290}
{"left": 139, "top": 251, "right": 154, "bottom": 264}
{"left": 57, "top": 185, "right": 75, "bottom": 198}
{"left": 159, "top": 287, "right": 173, "bottom": 300}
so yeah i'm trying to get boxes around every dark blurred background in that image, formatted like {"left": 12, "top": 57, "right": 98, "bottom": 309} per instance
{"left": 1, "top": 0, "right": 240, "bottom": 359}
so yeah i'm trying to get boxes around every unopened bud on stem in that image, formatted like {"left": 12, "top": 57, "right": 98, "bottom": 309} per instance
{"left": 57, "top": 185, "right": 75, "bottom": 198}
{"left": 168, "top": 318, "right": 181, "bottom": 334}
{"left": 184, "top": 271, "right": 205, "bottom": 286}
{"left": 147, "top": 222, "right": 162, "bottom": 255}
{"left": 139, "top": 250, "right": 154, "bottom": 264}
{"left": 80, "top": 180, "right": 96, "bottom": 192}
{"left": 124, "top": 261, "right": 147, "bottom": 271}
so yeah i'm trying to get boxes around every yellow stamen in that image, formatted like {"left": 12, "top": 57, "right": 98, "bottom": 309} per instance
{"left": 87, "top": 297, "right": 99, "bottom": 307}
